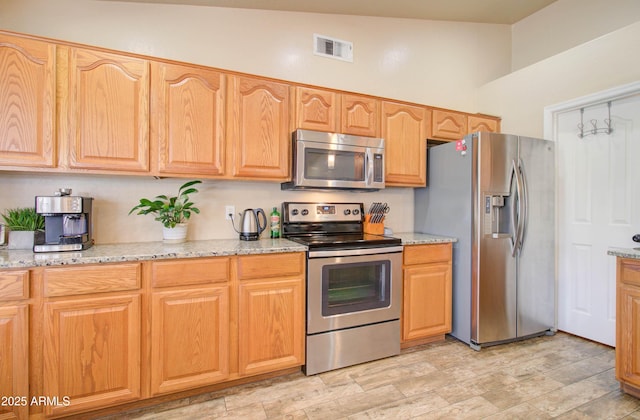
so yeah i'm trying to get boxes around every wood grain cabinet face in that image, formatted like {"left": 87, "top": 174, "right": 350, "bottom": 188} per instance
{"left": 432, "top": 110, "right": 468, "bottom": 141}
{"left": 294, "top": 87, "right": 380, "bottom": 138}
{"left": 402, "top": 243, "right": 452, "bottom": 344}
{"left": 295, "top": 86, "right": 338, "bottom": 133}
{"left": 43, "top": 294, "right": 141, "bottom": 416}
{"left": 381, "top": 101, "right": 430, "bottom": 187}
{"left": 66, "top": 47, "right": 150, "bottom": 172}
{"left": 341, "top": 94, "right": 380, "bottom": 137}
{"left": 150, "top": 286, "right": 230, "bottom": 395}
{"left": 468, "top": 115, "right": 500, "bottom": 134}
{"left": 226, "top": 75, "right": 291, "bottom": 180}
{"left": 0, "top": 34, "right": 56, "bottom": 168}
{"left": 152, "top": 62, "right": 226, "bottom": 176}
{"left": 237, "top": 253, "right": 305, "bottom": 377}
{"left": 616, "top": 259, "right": 640, "bottom": 393}
{"left": 0, "top": 304, "right": 28, "bottom": 420}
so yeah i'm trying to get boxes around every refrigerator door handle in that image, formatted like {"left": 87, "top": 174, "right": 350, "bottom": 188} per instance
{"left": 517, "top": 158, "right": 528, "bottom": 252}
{"left": 510, "top": 159, "right": 519, "bottom": 257}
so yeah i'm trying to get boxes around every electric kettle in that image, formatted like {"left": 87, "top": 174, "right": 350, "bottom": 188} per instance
{"left": 237, "top": 208, "right": 267, "bottom": 241}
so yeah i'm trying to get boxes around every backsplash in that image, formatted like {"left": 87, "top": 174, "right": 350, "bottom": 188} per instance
{"left": 0, "top": 173, "right": 415, "bottom": 244}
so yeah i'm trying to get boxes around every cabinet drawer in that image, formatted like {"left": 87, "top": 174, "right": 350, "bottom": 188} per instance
{"left": 43, "top": 263, "right": 141, "bottom": 297}
{"left": 620, "top": 259, "right": 640, "bottom": 287}
{"left": 151, "top": 257, "right": 230, "bottom": 288}
{"left": 404, "top": 243, "right": 452, "bottom": 266}
{"left": 0, "top": 270, "right": 29, "bottom": 300}
{"left": 237, "top": 253, "right": 305, "bottom": 280}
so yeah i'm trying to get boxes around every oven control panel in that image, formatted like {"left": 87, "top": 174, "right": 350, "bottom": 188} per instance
{"left": 283, "top": 202, "right": 363, "bottom": 223}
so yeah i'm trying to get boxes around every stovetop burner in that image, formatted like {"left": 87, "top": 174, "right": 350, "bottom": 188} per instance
{"left": 281, "top": 202, "right": 401, "bottom": 250}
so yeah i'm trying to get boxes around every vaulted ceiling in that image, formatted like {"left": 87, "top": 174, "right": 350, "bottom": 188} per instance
{"left": 103, "top": 0, "right": 558, "bottom": 24}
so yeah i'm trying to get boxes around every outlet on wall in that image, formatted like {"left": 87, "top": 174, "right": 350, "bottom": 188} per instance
{"left": 225, "top": 205, "right": 235, "bottom": 220}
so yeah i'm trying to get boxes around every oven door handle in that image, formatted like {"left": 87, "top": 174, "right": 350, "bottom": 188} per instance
{"left": 308, "top": 245, "right": 404, "bottom": 258}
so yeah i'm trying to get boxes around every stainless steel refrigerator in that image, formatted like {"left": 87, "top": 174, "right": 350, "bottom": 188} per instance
{"left": 414, "top": 132, "right": 555, "bottom": 349}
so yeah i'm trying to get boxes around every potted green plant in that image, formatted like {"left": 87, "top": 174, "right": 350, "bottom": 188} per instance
{"left": 128, "top": 180, "right": 202, "bottom": 243}
{"left": 1, "top": 207, "right": 45, "bottom": 250}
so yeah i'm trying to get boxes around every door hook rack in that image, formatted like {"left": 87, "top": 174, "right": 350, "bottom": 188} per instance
{"left": 577, "top": 101, "right": 613, "bottom": 138}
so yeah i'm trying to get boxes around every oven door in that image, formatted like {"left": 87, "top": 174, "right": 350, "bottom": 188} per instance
{"left": 307, "top": 246, "right": 402, "bottom": 334}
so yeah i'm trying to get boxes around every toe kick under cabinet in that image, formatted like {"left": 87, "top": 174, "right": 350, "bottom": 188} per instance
{"left": 401, "top": 243, "right": 453, "bottom": 348}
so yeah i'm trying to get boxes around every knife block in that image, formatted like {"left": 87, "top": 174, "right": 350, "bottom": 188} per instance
{"left": 364, "top": 214, "right": 385, "bottom": 235}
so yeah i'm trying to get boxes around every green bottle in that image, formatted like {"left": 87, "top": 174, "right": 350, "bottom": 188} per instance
{"left": 270, "top": 207, "right": 280, "bottom": 238}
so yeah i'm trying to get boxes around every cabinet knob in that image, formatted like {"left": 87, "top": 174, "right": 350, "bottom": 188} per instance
{"left": 633, "top": 234, "right": 640, "bottom": 243}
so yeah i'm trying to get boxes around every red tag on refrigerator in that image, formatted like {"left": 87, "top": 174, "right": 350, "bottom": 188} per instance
{"left": 456, "top": 140, "right": 467, "bottom": 151}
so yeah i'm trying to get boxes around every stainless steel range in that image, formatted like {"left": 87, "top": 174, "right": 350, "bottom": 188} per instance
{"left": 281, "top": 202, "right": 403, "bottom": 375}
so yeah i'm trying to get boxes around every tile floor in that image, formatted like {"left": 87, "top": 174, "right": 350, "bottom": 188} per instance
{"left": 101, "top": 332, "right": 640, "bottom": 419}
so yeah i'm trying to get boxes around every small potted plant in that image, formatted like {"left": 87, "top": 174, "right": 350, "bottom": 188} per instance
{"left": 1, "top": 207, "right": 45, "bottom": 250}
{"left": 128, "top": 180, "right": 202, "bottom": 243}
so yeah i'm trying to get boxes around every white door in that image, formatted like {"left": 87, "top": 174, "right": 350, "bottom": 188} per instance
{"left": 557, "top": 93, "right": 640, "bottom": 346}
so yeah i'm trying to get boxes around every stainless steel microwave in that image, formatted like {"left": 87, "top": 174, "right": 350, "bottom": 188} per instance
{"left": 281, "top": 129, "right": 385, "bottom": 191}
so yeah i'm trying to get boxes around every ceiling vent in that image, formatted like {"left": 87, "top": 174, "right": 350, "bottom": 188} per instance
{"left": 313, "top": 34, "right": 353, "bottom": 62}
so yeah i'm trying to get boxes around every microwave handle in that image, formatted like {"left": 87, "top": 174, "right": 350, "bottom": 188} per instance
{"left": 366, "top": 149, "right": 373, "bottom": 185}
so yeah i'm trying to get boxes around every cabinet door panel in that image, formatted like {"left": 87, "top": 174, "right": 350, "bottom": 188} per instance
{"left": 43, "top": 294, "right": 141, "bottom": 416}
{"left": 0, "top": 34, "right": 56, "bottom": 167}
{"left": 0, "top": 305, "right": 28, "bottom": 420}
{"left": 151, "top": 286, "right": 229, "bottom": 395}
{"left": 238, "top": 278, "right": 304, "bottom": 376}
{"left": 227, "top": 75, "right": 291, "bottom": 179}
{"left": 617, "top": 283, "right": 640, "bottom": 388}
{"left": 468, "top": 115, "right": 499, "bottom": 134}
{"left": 432, "top": 110, "right": 467, "bottom": 140}
{"left": 153, "top": 62, "right": 225, "bottom": 176}
{"left": 402, "top": 263, "right": 452, "bottom": 341}
{"left": 382, "top": 101, "right": 429, "bottom": 186}
{"left": 68, "top": 48, "right": 149, "bottom": 172}
{"left": 295, "top": 86, "right": 337, "bottom": 132}
{"left": 341, "top": 94, "right": 379, "bottom": 137}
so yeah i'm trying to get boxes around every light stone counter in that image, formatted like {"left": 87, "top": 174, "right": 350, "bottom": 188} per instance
{"left": 0, "top": 238, "right": 307, "bottom": 269}
{"left": 0, "top": 233, "right": 459, "bottom": 269}
{"left": 393, "top": 232, "right": 457, "bottom": 245}
{"left": 608, "top": 247, "right": 640, "bottom": 260}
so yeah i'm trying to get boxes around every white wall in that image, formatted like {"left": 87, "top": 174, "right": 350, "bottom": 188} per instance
{"left": 0, "top": 0, "right": 511, "bottom": 112}
{"left": 477, "top": 21, "right": 640, "bottom": 138}
{"left": 511, "top": 0, "right": 640, "bottom": 71}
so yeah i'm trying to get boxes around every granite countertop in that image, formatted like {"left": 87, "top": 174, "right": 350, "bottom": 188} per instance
{"left": 0, "top": 238, "right": 308, "bottom": 269}
{"left": 0, "top": 232, "right": 458, "bottom": 269}
{"left": 607, "top": 247, "right": 640, "bottom": 260}
{"left": 392, "top": 232, "right": 457, "bottom": 245}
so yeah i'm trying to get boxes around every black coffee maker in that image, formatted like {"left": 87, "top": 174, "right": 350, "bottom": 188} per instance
{"left": 34, "top": 189, "right": 94, "bottom": 252}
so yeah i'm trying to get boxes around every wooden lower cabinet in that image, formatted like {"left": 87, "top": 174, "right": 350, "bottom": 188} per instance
{"left": 238, "top": 278, "right": 305, "bottom": 376}
{"left": 150, "top": 286, "right": 230, "bottom": 395}
{"left": 43, "top": 294, "right": 141, "bottom": 417}
{"left": 0, "top": 269, "right": 29, "bottom": 420}
{"left": 616, "top": 257, "right": 640, "bottom": 398}
{"left": 401, "top": 243, "right": 453, "bottom": 347}
{"left": 0, "top": 304, "right": 28, "bottom": 420}
{"left": 237, "top": 253, "right": 305, "bottom": 377}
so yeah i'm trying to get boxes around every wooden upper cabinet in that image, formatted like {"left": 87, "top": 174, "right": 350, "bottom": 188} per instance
{"left": 382, "top": 101, "right": 430, "bottom": 187}
{"left": 152, "top": 62, "right": 225, "bottom": 176}
{"left": 0, "top": 34, "right": 56, "bottom": 168}
{"left": 226, "top": 75, "right": 291, "bottom": 180}
{"left": 295, "top": 86, "right": 338, "bottom": 133}
{"left": 65, "top": 47, "right": 150, "bottom": 172}
{"left": 294, "top": 87, "right": 380, "bottom": 137}
{"left": 341, "top": 93, "right": 380, "bottom": 137}
{"left": 468, "top": 115, "right": 500, "bottom": 134}
{"left": 431, "top": 109, "right": 468, "bottom": 141}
